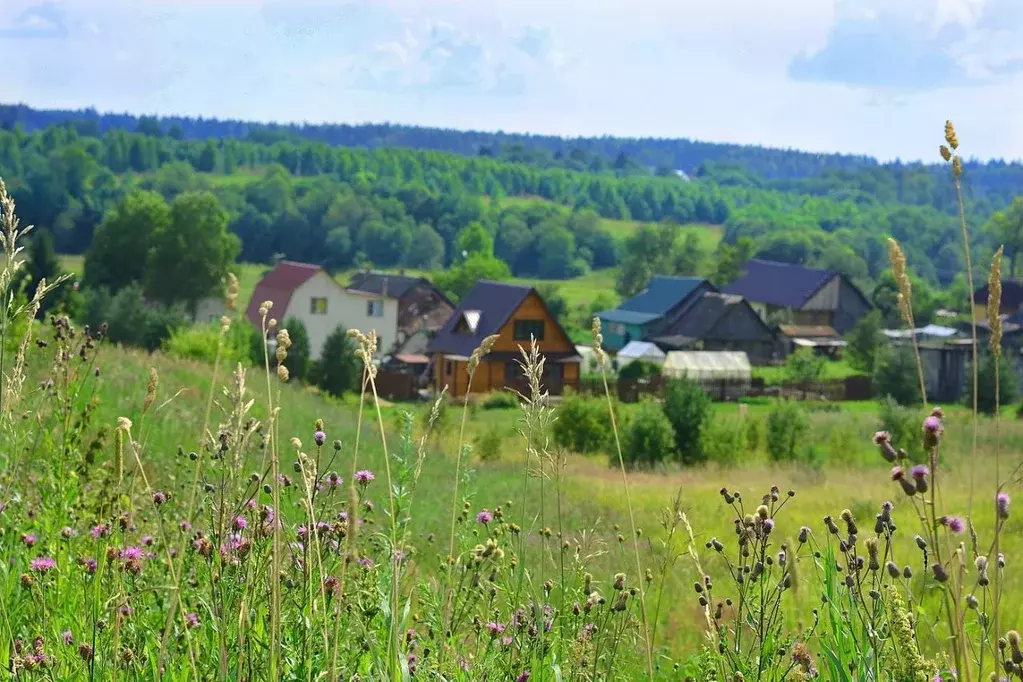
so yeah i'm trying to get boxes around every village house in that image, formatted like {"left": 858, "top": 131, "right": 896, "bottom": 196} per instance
{"left": 596, "top": 276, "right": 715, "bottom": 352}
{"left": 972, "top": 280, "right": 1023, "bottom": 321}
{"left": 246, "top": 263, "right": 453, "bottom": 360}
{"left": 428, "top": 281, "right": 581, "bottom": 397}
{"left": 722, "top": 259, "right": 872, "bottom": 336}
{"left": 650, "top": 292, "right": 781, "bottom": 364}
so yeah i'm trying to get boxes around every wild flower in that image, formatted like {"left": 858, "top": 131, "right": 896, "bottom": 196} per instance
{"left": 314, "top": 430, "right": 326, "bottom": 447}
{"left": 152, "top": 491, "right": 167, "bottom": 505}
{"left": 354, "top": 469, "right": 375, "bottom": 486}
{"left": 233, "top": 516, "right": 248, "bottom": 530}
{"left": 90, "top": 523, "right": 110, "bottom": 538}
{"left": 185, "top": 612, "right": 200, "bottom": 629}
{"left": 59, "top": 526, "right": 75, "bottom": 538}
{"left": 61, "top": 631, "right": 72, "bottom": 645}
{"left": 21, "top": 533, "right": 37, "bottom": 547}
{"left": 29, "top": 556, "right": 55, "bottom": 573}
{"left": 476, "top": 509, "right": 494, "bottom": 524}
{"left": 998, "top": 491, "right": 1011, "bottom": 519}
{"left": 940, "top": 516, "right": 966, "bottom": 534}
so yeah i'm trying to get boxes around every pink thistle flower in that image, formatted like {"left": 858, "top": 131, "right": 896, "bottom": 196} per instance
{"left": 873, "top": 431, "right": 890, "bottom": 445}
{"left": 179, "top": 520, "right": 193, "bottom": 532}
{"left": 90, "top": 524, "right": 109, "bottom": 539}
{"left": 142, "top": 536, "right": 154, "bottom": 546}
{"left": 891, "top": 466, "right": 906, "bottom": 481}
{"left": 185, "top": 612, "right": 200, "bottom": 629}
{"left": 476, "top": 509, "right": 494, "bottom": 524}
{"left": 29, "top": 556, "right": 56, "bottom": 573}
{"left": 941, "top": 516, "right": 966, "bottom": 534}
{"left": 121, "top": 546, "right": 144, "bottom": 562}
{"left": 485, "top": 621, "right": 506, "bottom": 635}
{"left": 354, "top": 470, "right": 375, "bottom": 486}
{"left": 152, "top": 491, "right": 167, "bottom": 506}
{"left": 516, "top": 671, "right": 531, "bottom": 682}
{"left": 923, "top": 416, "right": 942, "bottom": 433}
{"left": 998, "top": 492, "right": 1011, "bottom": 520}
{"left": 314, "top": 430, "right": 326, "bottom": 447}
{"left": 21, "top": 534, "right": 37, "bottom": 548}
{"left": 61, "top": 631, "right": 73, "bottom": 645}
{"left": 233, "top": 516, "right": 248, "bottom": 530}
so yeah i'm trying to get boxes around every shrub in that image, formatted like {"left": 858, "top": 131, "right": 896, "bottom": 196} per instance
{"left": 618, "top": 359, "right": 661, "bottom": 381}
{"left": 785, "top": 348, "right": 826, "bottom": 386}
{"left": 163, "top": 321, "right": 250, "bottom": 367}
{"left": 310, "top": 324, "right": 360, "bottom": 397}
{"left": 766, "top": 400, "right": 809, "bottom": 462}
{"left": 700, "top": 416, "right": 745, "bottom": 467}
{"left": 967, "top": 351, "right": 1018, "bottom": 415}
{"left": 480, "top": 391, "right": 519, "bottom": 410}
{"left": 84, "top": 284, "right": 186, "bottom": 351}
{"left": 280, "top": 316, "right": 311, "bottom": 382}
{"left": 619, "top": 399, "right": 675, "bottom": 469}
{"left": 845, "top": 310, "right": 886, "bottom": 373}
{"left": 662, "top": 378, "right": 711, "bottom": 464}
{"left": 873, "top": 345, "right": 923, "bottom": 406}
{"left": 474, "top": 427, "right": 503, "bottom": 462}
{"left": 745, "top": 415, "right": 762, "bottom": 453}
{"left": 553, "top": 394, "right": 614, "bottom": 455}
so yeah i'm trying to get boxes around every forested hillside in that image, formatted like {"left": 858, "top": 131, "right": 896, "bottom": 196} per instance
{"left": 0, "top": 102, "right": 1020, "bottom": 297}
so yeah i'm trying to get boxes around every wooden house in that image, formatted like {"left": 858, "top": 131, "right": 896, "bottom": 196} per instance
{"left": 428, "top": 281, "right": 581, "bottom": 398}
{"left": 723, "top": 259, "right": 871, "bottom": 335}
{"left": 596, "top": 276, "right": 714, "bottom": 351}
{"left": 972, "top": 280, "right": 1023, "bottom": 322}
{"left": 651, "top": 292, "right": 781, "bottom": 364}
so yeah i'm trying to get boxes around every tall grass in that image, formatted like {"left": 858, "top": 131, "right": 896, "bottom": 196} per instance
{"left": 0, "top": 118, "right": 1021, "bottom": 681}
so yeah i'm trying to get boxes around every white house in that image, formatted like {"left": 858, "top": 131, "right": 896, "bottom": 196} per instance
{"left": 245, "top": 263, "right": 453, "bottom": 360}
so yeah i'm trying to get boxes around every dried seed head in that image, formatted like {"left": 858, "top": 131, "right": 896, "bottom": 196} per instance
{"left": 944, "top": 120, "right": 959, "bottom": 150}
{"left": 259, "top": 300, "right": 273, "bottom": 319}
{"left": 989, "top": 246, "right": 1004, "bottom": 354}
{"left": 887, "top": 238, "right": 915, "bottom": 328}
{"left": 144, "top": 367, "right": 158, "bottom": 413}
{"left": 952, "top": 156, "right": 963, "bottom": 178}
{"left": 591, "top": 317, "right": 607, "bottom": 367}
{"left": 939, "top": 145, "right": 952, "bottom": 162}
{"left": 225, "top": 273, "right": 240, "bottom": 312}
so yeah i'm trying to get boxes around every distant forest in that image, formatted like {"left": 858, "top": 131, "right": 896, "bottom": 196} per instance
{"left": 0, "top": 102, "right": 1021, "bottom": 290}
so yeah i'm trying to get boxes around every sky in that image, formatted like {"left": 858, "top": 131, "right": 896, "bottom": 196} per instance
{"left": 0, "top": 0, "right": 1021, "bottom": 162}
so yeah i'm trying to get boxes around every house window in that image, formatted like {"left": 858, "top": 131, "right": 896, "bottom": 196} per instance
{"left": 367, "top": 300, "right": 384, "bottom": 317}
{"left": 310, "top": 298, "right": 328, "bottom": 315}
{"left": 610, "top": 322, "right": 626, "bottom": 336}
{"left": 513, "top": 319, "right": 545, "bottom": 341}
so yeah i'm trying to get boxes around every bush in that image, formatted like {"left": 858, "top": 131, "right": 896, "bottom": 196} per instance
{"left": 877, "top": 395, "right": 924, "bottom": 462}
{"left": 618, "top": 360, "right": 661, "bottom": 381}
{"left": 700, "top": 416, "right": 745, "bottom": 467}
{"left": 746, "top": 416, "right": 762, "bottom": 453}
{"left": 84, "top": 284, "right": 186, "bottom": 351}
{"left": 162, "top": 320, "right": 250, "bottom": 367}
{"left": 480, "top": 391, "right": 519, "bottom": 410}
{"left": 619, "top": 400, "right": 675, "bottom": 469}
{"left": 553, "top": 394, "right": 614, "bottom": 455}
{"left": 766, "top": 400, "right": 809, "bottom": 462}
{"left": 785, "top": 348, "right": 826, "bottom": 385}
{"left": 873, "top": 345, "right": 923, "bottom": 406}
{"left": 474, "top": 427, "right": 503, "bottom": 462}
{"left": 280, "top": 316, "right": 311, "bottom": 382}
{"left": 967, "top": 351, "right": 1018, "bottom": 415}
{"left": 310, "top": 324, "right": 361, "bottom": 397}
{"left": 845, "top": 310, "right": 886, "bottom": 373}
{"left": 662, "top": 378, "right": 711, "bottom": 464}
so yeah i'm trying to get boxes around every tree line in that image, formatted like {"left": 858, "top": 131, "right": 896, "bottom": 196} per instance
{"left": 0, "top": 117, "right": 1017, "bottom": 293}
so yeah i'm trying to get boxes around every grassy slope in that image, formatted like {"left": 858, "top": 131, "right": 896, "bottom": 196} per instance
{"left": 78, "top": 342, "right": 1023, "bottom": 655}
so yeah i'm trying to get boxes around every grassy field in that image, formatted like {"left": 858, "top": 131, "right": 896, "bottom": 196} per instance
{"left": 39, "top": 338, "right": 1023, "bottom": 654}
{"left": 752, "top": 357, "right": 863, "bottom": 385}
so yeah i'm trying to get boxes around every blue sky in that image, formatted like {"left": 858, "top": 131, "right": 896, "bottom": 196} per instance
{"left": 0, "top": 0, "right": 1020, "bottom": 161}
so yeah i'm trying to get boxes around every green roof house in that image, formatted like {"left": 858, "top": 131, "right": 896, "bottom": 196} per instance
{"left": 597, "top": 276, "right": 714, "bottom": 352}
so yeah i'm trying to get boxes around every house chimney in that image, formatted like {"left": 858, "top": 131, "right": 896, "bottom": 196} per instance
{"left": 382, "top": 277, "right": 388, "bottom": 298}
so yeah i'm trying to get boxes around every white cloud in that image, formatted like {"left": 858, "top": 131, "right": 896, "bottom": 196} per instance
{"left": 0, "top": 0, "right": 1018, "bottom": 161}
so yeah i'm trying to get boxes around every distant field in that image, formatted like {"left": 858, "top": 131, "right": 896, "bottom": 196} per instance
{"left": 486, "top": 194, "right": 723, "bottom": 248}
{"left": 752, "top": 357, "right": 862, "bottom": 385}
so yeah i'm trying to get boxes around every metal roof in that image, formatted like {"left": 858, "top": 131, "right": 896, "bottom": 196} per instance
{"left": 598, "top": 309, "right": 661, "bottom": 325}
{"left": 723, "top": 260, "right": 836, "bottom": 309}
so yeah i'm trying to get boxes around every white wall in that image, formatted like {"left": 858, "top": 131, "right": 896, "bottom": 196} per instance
{"left": 283, "top": 271, "right": 398, "bottom": 358}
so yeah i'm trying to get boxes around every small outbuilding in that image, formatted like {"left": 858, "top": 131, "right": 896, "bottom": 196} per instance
{"left": 616, "top": 341, "right": 666, "bottom": 367}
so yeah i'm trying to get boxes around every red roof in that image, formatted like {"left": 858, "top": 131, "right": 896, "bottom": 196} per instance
{"left": 245, "top": 261, "right": 324, "bottom": 327}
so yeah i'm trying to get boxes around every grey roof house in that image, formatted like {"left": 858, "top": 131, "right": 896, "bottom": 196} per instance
{"left": 722, "top": 259, "right": 872, "bottom": 335}
{"left": 651, "top": 292, "right": 781, "bottom": 364}
{"left": 597, "top": 276, "right": 715, "bottom": 351}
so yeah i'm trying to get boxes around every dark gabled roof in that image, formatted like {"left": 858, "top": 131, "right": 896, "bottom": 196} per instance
{"left": 347, "top": 271, "right": 431, "bottom": 299}
{"left": 427, "top": 281, "right": 533, "bottom": 357}
{"left": 665, "top": 292, "right": 745, "bottom": 339}
{"left": 722, "top": 259, "right": 837, "bottom": 309}
{"left": 598, "top": 309, "right": 661, "bottom": 325}
{"left": 974, "top": 280, "right": 1023, "bottom": 310}
{"left": 619, "top": 275, "right": 707, "bottom": 315}
{"left": 245, "top": 261, "right": 325, "bottom": 327}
